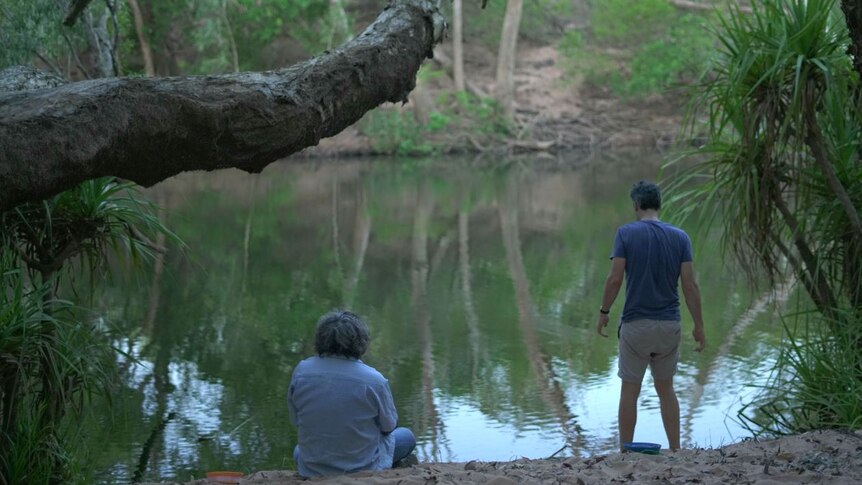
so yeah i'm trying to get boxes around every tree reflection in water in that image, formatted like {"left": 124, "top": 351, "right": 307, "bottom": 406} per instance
{"left": 77, "top": 153, "right": 785, "bottom": 482}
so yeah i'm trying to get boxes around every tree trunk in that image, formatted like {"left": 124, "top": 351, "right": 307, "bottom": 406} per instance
{"left": 83, "top": 8, "right": 118, "bottom": 78}
{"left": 328, "top": 0, "right": 353, "bottom": 49}
{"left": 409, "top": 83, "right": 434, "bottom": 125}
{"left": 771, "top": 188, "right": 840, "bottom": 321}
{"left": 432, "top": 48, "right": 487, "bottom": 97}
{"left": 128, "top": 0, "right": 155, "bottom": 77}
{"left": 0, "top": 0, "right": 445, "bottom": 211}
{"left": 495, "top": 0, "right": 524, "bottom": 119}
{"left": 804, "top": 105, "right": 862, "bottom": 244}
{"left": 64, "top": 0, "right": 96, "bottom": 27}
{"left": 222, "top": 0, "right": 241, "bottom": 73}
{"left": 452, "top": 0, "right": 465, "bottom": 92}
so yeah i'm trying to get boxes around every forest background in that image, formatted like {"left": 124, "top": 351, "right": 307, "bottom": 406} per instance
{"left": 2, "top": 0, "right": 861, "bottom": 484}
{"left": 1, "top": 0, "right": 718, "bottom": 156}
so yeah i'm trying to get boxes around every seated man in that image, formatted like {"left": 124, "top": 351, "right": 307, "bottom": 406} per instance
{"left": 288, "top": 310, "right": 416, "bottom": 477}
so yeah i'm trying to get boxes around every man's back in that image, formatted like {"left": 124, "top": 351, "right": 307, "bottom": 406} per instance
{"left": 288, "top": 356, "right": 397, "bottom": 477}
{"left": 612, "top": 220, "right": 692, "bottom": 322}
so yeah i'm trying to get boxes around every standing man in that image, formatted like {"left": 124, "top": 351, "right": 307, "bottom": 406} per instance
{"left": 596, "top": 181, "right": 706, "bottom": 452}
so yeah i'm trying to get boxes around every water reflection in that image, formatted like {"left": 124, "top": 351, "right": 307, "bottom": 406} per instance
{"left": 80, "top": 151, "right": 784, "bottom": 482}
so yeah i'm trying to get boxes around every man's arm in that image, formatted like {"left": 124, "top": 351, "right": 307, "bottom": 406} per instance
{"left": 680, "top": 261, "right": 706, "bottom": 352}
{"left": 596, "top": 257, "right": 626, "bottom": 337}
{"left": 377, "top": 381, "right": 398, "bottom": 434}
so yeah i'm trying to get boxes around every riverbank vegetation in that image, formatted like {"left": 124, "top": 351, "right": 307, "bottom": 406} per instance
{"left": 669, "top": 0, "right": 862, "bottom": 435}
{"left": 0, "top": 179, "right": 178, "bottom": 482}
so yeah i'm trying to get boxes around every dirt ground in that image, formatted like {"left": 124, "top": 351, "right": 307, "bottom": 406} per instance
{"left": 160, "top": 429, "right": 862, "bottom": 484}
{"left": 307, "top": 42, "right": 686, "bottom": 157}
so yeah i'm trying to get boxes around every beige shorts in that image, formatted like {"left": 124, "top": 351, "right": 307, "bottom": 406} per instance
{"left": 618, "top": 319, "right": 681, "bottom": 383}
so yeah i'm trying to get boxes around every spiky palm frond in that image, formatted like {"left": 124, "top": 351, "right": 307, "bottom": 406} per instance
{"left": 666, "top": 0, "right": 862, "bottom": 437}
{"left": 667, "top": 0, "right": 860, "bottom": 310}
{"left": 1, "top": 178, "right": 183, "bottom": 285}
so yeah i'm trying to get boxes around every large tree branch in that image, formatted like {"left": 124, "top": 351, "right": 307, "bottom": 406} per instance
{"left": 0, "top": 0, "right": 445, "bottom": 212}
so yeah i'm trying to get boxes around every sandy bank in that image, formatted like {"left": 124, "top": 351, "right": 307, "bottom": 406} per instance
{"left": 155, "top": 429, "right": 862, "bottom": 484}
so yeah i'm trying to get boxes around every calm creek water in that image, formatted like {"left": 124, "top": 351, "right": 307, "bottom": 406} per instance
{"left": 81, "top": 151, "right": 787, "bottom": 483}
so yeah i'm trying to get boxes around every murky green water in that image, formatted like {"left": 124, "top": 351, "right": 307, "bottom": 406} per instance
{"left": 81, "top": 151, "right": 786, "bottom": 483}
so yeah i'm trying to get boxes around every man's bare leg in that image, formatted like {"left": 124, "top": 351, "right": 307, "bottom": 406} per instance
{"left": 653, "top": 378, "right": 680, "bottom": 450}
{"left": 618, "top": 380, "right": 641, "bottom": 451}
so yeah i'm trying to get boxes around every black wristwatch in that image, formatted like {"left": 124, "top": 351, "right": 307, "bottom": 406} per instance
{"left": 599, "top": 307, "right": 610, "bottom": 315}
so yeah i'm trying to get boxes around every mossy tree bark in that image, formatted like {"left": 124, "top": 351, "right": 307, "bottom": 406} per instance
{"left": 0, "top": 0, "right": 445, "bottom": 212}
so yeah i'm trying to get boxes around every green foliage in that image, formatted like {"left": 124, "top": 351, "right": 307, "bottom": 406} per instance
{"left": 667, "top": 0, "right": 859, "bottom": 300}
{"left": 455, "top": 0, "right": 573, "bottom": 48}
{"left": 360, "top": 109, "right": 438, "bottom": 156}
{"left": 624, "top": 15, "right": 715, "bottom": 96}
{"left": 0, "top": 180, "right": 181, "bottom": 483}
{"left": 447, "top": 91, "right": 511, "bottom": 136}
{"left": 1, "top": 178, "right": 182, "bottom": 285}
{"left": 561, "top": 0, "right": 715, "bottom": 98}
{"left": 181, "top": 0, "right": 331, "bottom": 73}
{"left": 559, "top": 29, "right": 618, "bottom": 86}
{"left": 0, "top": 0, "right": 84, "bottom": 71}
{"left": 1, "top": 405, "right": 66, "bottom": 485}
{"left": 667, "top": 0, "right": 862, "bottom": 435}
{"left": 359, "top": 91, "right": 511, "bottom": 156}
{"left": 739, "top": 312, "right": 862, "bottom": 434}
{"left": 592, "top": 0, "right": 674, "bottom": 45}
{"left": 0, "top": 267, "right": 114, "bottom": 484}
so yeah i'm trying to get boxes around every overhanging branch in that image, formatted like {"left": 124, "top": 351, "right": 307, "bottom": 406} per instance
{"left": 0, "top": 0, "right": 445, "bottom": 212}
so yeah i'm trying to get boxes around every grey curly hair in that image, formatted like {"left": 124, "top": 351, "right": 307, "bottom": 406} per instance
{"left": 314, "top": 310, "right": 370, "bottom": 359}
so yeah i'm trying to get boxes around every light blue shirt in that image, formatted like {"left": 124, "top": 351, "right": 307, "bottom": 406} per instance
{"left": 288, "top": 355, "right": 398, "bottom": 477}
{"left": 611, "top": 220, "right": 693, "bottom": 322}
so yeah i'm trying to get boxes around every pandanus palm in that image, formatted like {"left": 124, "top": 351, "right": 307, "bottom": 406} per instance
{"left": 667, "top": 0, "right": 862, "bottom": 435}
{"left": 1, "top": 177, "right": 180, "bottom": 482}
{"left": 1, "top": 177, "right": 180, "bottom": 291}
{"left": 669, "top": 0, "right": 861, "bottom": 321}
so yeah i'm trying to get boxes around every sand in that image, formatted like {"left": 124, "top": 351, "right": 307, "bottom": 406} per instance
{"left": 166, "top": 429, "right": 862, "bottom": 485}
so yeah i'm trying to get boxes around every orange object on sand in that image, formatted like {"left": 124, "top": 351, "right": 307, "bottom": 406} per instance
{"left": 205, "top": 471, "right": 244, "bottom": 484}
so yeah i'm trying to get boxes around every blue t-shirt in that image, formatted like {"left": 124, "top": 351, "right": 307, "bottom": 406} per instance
{"left": 610, "top": 220, "right": 693, "bottom": 322}
{"left": 288, "top": 355, "right": 398, "bottom": 477}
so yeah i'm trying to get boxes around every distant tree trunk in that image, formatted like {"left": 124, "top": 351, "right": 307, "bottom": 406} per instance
{"left": 452, "top": 0, "right": 465, "bottom": 92}
{"left": 84, "top": 8, "right": 118, "bottom": 77}
{"left": 495, "top": 0, "right": 524, "bottom": 119}
{"left": 128, "top": 0, "right": 155, "bottom": 76}
{"left": 222, "top": 0, "right": 241, "bottom": 73}
{"left": 409, "top": 82, "right": 434, "bottom": 125}
{"left": 0, "top": 0, "right": 446, "bottom": 211}
{"left": 432, "top": 48, "right": 487, "bottom": 97}
{"left": 328, "top": 0, "right": 353, "bottom": 49}
{"left": 64, "top": 0, "right": 96, "bottom": 26}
